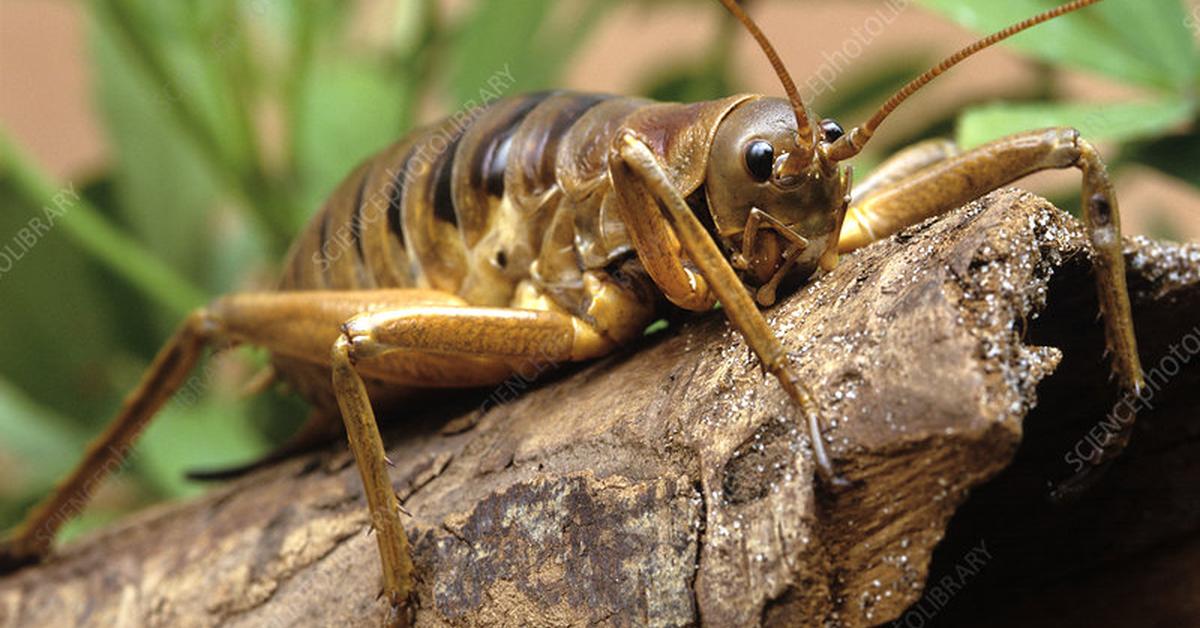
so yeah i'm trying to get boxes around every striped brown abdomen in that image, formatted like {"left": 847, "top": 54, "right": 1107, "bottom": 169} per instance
{"left": 281, "top": 91, "right": 642, "bottom": 311}
{"left": 275, "top": 90, "right": 755, "bottom": 408}
{"left": 273, "top": 91, "right": 646, "bottom": 410}
{"left": 280, "top": 89, "right": 755, "bottom": 312}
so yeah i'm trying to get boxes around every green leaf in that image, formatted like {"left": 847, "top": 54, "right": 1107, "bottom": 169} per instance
{"left": 293, "top": 58, "right": 410, "bottom": 217}
{"left": 957, "top": 98, "right": 1195, "bottom": 148}
{"left": 1123, "top": 132, "right": 1200, "bottom": 189}
{"left": 90, "top": 1, "right": 271, "bottom": 292}
{"left": 0, "top": 378, "right": 87, "bottom": 500}
{"left": 0, "top": 174, "right": 127, "bottom": 426}
{"left": 816, "top": 56, "right": 936, "bottom": 122}
{"left": 918, "top": 0, "right": 1198, "bottom": 92}
{"left": 138, "top": 394, "right": 270, "bottom": 498}
{"left": 0, "top": 134, "right": 207, "bottom": 319}
{"left": 449, "top": 0, "right": 553, "bottom": 106}
{"left": 1093, "top": 0, "right": 1198, "bottom": 91}
{"left": 449, "top": 0, "right": 609, "bottom": 107}
{"left": 58, "top": 510, "right": 133, "bottom": 545}
{"left": 90, "top": 0, "right": 296, "bottom": 253}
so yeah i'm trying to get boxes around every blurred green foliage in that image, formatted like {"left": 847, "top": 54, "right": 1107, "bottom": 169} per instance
{"left": 0, "top": 0, "right": 1196, "bottom": 540}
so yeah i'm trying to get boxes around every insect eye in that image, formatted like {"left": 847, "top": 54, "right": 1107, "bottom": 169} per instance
{"left": 820, "top": 119, "right": 845, "bottom": 143}
{"left": 744, "top": 140, "right": 774, "bottom": 182}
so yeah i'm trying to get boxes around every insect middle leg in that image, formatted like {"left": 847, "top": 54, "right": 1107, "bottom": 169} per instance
{"left": 209, "top": 289, "right": 615, "bottom": 610}
{"left": 838, "top": 127, "right": 1145, "bottom": 492}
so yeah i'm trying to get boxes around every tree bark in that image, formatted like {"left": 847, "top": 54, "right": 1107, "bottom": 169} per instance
{"left": 1, "top": 189, "right": 1197, "bottom": 627}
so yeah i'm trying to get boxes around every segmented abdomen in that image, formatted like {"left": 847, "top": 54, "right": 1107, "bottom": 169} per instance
{"left": 280, "top": 91, "right": 650, "bottom": 310}
{"left": 274, "top": 90, "right": 755, "bottom": 409}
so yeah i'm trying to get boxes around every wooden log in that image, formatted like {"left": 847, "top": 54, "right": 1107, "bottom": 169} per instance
{"left": 1, "top": 189, "right": 1196, "bottom": 627}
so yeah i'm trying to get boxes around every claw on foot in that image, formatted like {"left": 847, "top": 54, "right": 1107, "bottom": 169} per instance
{"left": 1052, "top": 390, "right": 1137, "bottom": 502}
{"left": 384, "top": 597, "right": 412, "bottom": 628}
{"left": 824, "top": 473, "right": 854, "bottom": 491}
{"left": 1050, "top": 458, "right": 1116, "bottom": 503}
{"left": 378, "top": 586, "right": 412, "bottom": 628}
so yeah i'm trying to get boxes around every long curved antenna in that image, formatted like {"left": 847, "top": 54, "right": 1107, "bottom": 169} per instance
{"left": 827, "top": 0, "right": 1104, "bottom": 161}
{"left": 717, "top": 0, "right": 814, "bottom": 172}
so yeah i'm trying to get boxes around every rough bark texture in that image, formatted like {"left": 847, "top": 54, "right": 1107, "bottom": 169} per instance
{"left": 1, "top": 190, "right": 1197, "bottom": 627}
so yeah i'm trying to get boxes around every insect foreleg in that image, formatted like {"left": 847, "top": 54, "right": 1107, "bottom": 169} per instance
{"left": 613, "top": 134, "right": 848, "bottom": 488}
{"left": 1, "top": 311, "right": 217, "bottom": 569}
{"left": 608, "top": 151, "right": 717, "bottom": 313}
{"left": 839, "top": 128, "right": 1145, "bottom": 495}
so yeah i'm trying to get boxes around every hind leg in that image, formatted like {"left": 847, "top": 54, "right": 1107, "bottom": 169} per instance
{"left": 850, "top": 138, "right": 960, "bottom": 206}
{"left": 838, "top": 128, "right": 1144, "bottom": 495}
{"left": 1, "top": 311, "right": 215, "bottom": 570}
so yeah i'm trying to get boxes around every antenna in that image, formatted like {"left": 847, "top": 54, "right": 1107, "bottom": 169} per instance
{"left": 718, "top": 0, "right": 814, "bottom": 173}
{"left": 827, "top": 0, "right": 1104, "bottom": 161}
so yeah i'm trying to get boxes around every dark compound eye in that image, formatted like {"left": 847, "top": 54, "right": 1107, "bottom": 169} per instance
{"left": 820, "top": 118, "right": 845, "bottom": 143}
{"left": 744, "top": 140, "right": 774, "bottom": 182}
